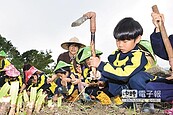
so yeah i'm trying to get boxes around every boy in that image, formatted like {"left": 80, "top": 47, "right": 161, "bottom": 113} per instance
{"left": 150, "top": 12, "right": 173, "bottom": 77}
{"left": 90, "top": 17, "right": 155, "bottom": 107}
{"left": 53, "top": 61, "right": 80, "bottom": 102}
{"left": 150, "top": 12, "right": 173, "bottom": 61}
{"left": 76, "top": 46, "right": 106, "bottom": 102}
{"left": 148, "top": 12, "right": 173, "bottom": 114}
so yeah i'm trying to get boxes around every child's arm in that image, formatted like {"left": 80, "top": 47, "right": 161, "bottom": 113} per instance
{"left": 47, "top": 74, "right": 58, "bottom": 83}
{"left": 96, "top": 51, "right": 148, "bottom": 82}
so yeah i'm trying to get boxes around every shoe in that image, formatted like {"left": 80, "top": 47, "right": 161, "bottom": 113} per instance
{"left": 96, "top": 91, "right": 112, "bottom": 105}
{"left": 141, "top": 103, "right": 155, "bottom": 114}
{"left": 83, "top": 93, "right": 92, "bottom": 101}
{"left": 78, "top": 93, "right": 92, "bottom": 104}
{"left": 111, "top": 96, "right": 123, "bottom": 105}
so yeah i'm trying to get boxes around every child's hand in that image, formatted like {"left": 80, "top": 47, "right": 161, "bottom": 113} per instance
{"left": 97, "top": 81, "right": 105, "bottom": 88}
{"left": 151, "top": 12, "right": 164, "bottom": 32}
{"left": 89, "top": 57, "right": 101, "bottom": 68}
{"left": 71, "top": 78, "right": 81, "bottom": 85}
{"left": 166, "top": 72, "right": 173, "bottom": 80}
{"left": 63, "top": 78, "right": 71, "bottom": 82}
{"left": 89, "top": 70, "right": 101, "bottom": 80}
{"left": 53, "top": 94, "right": 58, "bottom": 102}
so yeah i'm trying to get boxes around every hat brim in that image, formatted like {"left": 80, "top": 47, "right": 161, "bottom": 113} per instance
{"left": 25, "top": 66, "right": 38, "bottom": 83}
{"left": 4, "top": 64, "right": 20, "bottom": 77}
{"left": 61, "top": 42, "right": 85, "bottom": 50}
{"left": 0, "top": 54, "right": 7, "bottom": 57}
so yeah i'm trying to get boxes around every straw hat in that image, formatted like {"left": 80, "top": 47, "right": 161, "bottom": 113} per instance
{"left": 61, "top": 37, "right": 85, "bottom": 50}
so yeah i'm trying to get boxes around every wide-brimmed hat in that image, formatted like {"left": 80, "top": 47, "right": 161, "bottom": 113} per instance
{"left": 4, "top": 64, "right": 20, "bottom": 77}
{"left": 0, "top": 50, "right": 7, "bottom": 57}
{"left": 76, "top": 46, "right": 103, "bottom": 63}
{"left": 54, "top": 61, "right": 72, "bottom": 73}
{"left": 25, "top": 66, "right": 38, "bottom": 83}
{"left": 61, "top": 37, "right": 85, "bottom": 50}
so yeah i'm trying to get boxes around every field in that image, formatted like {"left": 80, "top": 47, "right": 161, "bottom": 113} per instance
{"left": 0, "top": 66, "right": 172, "bottom": 115}
{"left": 33, "top": 101, "right": 169, "bottom": 115}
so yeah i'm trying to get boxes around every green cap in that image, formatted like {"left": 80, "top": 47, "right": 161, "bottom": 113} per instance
{"left": 139, "top": 40, "right": 156, "bottom": 63}
{"left": 54, "top": 61, "right": 72, "bottom": 72}
{"left": 76, "top": 46, "right": 103, "bottom": 63}
{"left": 0, "top": 50, "right": 7, "bottom": 57}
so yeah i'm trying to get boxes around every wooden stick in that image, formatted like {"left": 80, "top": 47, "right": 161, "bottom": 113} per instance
{"left": 83, "top": 12, "right": 97, "bottom": 78}
{"left": 71, "top": 12, "right": 97, "bottom": 78}
{"left": 152, "top": 5, "right": 173, "bottom": 70}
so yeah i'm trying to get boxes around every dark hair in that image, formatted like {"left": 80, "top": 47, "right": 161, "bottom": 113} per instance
{"left": 54, "top": 67, "right": 71, "bottom": 74}
{"left": 27, "top": 72, "right": 38, "bottom": 85}
{"left": 23, "top": 64, "right": 32, "bottom": 72}
{"left": 23, "top": 64, "right": 32, "bottom": 82}
{"left": 113, "top": 17, "right": 143, "bottom": 40}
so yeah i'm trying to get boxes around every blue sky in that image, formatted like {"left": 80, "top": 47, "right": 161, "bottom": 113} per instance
{"left": 0, "top": 0, "right": 172, "bottom": 68}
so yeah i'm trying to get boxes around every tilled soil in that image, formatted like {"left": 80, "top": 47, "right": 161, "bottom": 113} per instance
{"left": 35, "top": 101, "right": 169, "bottom": 115}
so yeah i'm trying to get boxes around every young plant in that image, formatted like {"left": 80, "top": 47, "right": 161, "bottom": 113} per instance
{"left": 0, "top": 82, "right": 11, "bottom": 114}
{"left": 16, "top": 93, "right": 23, "bottom": 114}
{"left": 27, "top": 87, "right": 37, "bottom": 115}
{"left": 0, "top": 82, "right": 11, "bottom": 99}
{"left": 9, "top": 81, "right": 19, "bottom": 115}
{"left": 57, "top": 96, "right": 62, "bottom": 107}
{"left": 35, "top": 89, "right": 47, "bottom": 113}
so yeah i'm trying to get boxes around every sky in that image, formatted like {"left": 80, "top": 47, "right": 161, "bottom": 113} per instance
{"left": 0, "top": 0, "right": 172, "bottom": 68}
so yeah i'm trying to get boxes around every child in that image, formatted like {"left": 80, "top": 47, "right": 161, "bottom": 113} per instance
{"left": 22, "top": 65, "right": 56, "bottom": 98}
{"left": 4, "top": 64, "right": 23, "bottom": 87}
{"left": 148, "top": 11, "right": 173, "bottom": 114}
{"left": 150, "top": 12, "right": 173, "bottom": 77}
{"left": 76, "top": 46, "right": 106, "bottom": 102}
{"left": 0, "top": 50, "right": 11, "bottom": 87}
{"left": 53, "top": 61, "right": 80, "bottom": 102}
{"left": 150, "top": 12, "right": 173, "bottom": 62}
{"left": 89, "top": 17, "right": 155, "bottom": 108}
{"left": 0, "top": 50, "right": 22, "bottom": 87}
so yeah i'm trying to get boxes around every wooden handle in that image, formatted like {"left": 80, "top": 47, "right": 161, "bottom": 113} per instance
{"left": 152, "top": 5, "right": 173, "bottom": 70}
{"left": 152, "top": 5, "right": 160, "bottom": 14}
{"left": 83, "top": 12, "right": 96, "bottom": 33}
{"left": 84, "top": 12, "right": 97, "bottom": 78}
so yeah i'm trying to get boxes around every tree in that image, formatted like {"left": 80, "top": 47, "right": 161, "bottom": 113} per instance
{"left": 22, "top": 49, "right": 55, "bottom": 74}
{"left": 0, "top": 35, "right": 55, "bottom": 74}
{"left": 0, "top": 35, "right": 23, "bottom": 70}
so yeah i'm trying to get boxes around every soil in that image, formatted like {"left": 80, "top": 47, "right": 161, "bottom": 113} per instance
{"left": 34, "top": 101, "right": 169, "bottom": 115}
{"left": 0, "top": 100, "right": 171, "bottom": 115}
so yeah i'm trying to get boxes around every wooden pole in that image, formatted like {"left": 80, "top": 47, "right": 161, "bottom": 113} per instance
{"left": 83, "top": 12, "right": 97, "bottom": 78}
{"left": 71, "top": 11, "right": 97, "bottom": 78}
